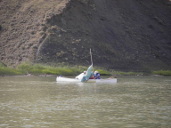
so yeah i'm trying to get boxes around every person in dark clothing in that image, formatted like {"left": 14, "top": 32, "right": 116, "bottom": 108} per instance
{"left": 94, "top": 71, "right": 100, "bottom": 79}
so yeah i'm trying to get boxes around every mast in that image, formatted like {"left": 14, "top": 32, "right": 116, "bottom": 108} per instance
{"left": 90, "top": 48, "right": 93, "bottom": 66}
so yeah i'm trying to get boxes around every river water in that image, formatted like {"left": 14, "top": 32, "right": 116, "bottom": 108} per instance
{"left": 0, "top": 76, "right": 171, "bottom": 128}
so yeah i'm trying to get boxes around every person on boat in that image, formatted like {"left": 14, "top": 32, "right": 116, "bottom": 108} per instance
{"left": 83, "top": 71, "right": 87, "bottom": 74}
{"left": 94, "top": 71, "right": 100, "bottom": 79}
{"left": 89, "top": 71, "right": 95, "bottom": 79}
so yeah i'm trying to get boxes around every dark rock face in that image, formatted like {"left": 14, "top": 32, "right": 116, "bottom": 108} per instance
{"left": 0, "top": 0, "right": 171, "bottom": 71}
{"left": 37, "top": 0, "right": 171, "bottom": 71}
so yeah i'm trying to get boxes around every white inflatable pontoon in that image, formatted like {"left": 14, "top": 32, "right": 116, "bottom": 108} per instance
{"left": 56, "top": 76, "right": 117, "bottom": 84}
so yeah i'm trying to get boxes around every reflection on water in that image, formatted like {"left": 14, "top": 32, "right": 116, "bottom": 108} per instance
{"left": 0, "top": 76, "right": 171, "bottom": 128}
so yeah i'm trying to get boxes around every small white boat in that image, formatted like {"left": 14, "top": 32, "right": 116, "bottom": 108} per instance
{"left": 56, "top": 49, "right": 117, "bottom": 84}
{"left": 56, "top": 76, "right": 117, "bottom": 84}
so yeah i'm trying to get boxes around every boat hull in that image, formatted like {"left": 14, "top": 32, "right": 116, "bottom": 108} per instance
{"left": 56, "top": 76, "right": 117, "bottom": 84}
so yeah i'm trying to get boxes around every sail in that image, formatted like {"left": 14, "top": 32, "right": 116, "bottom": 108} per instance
{"left": 81, "top": 64, "right": 93, "bottom": 82}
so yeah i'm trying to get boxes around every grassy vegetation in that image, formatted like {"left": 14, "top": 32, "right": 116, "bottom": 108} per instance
{"left": 17, "top": 63, "right": 86, "bottom": 76}
{"left": 0, "top": 62, "right": 112, "bottom": 76}
{"left": 152, "top": 70, "right": 171, "bottom": 76}
{"left": 0, "top": 66, "right": 22, "bottom": 75}
{"left": 96, "top": 69, "right": 111, "bottom": 76}
{"left": 111, "top": 71, "right": 144, "bottom": 76}
{"left": 0, "top": 62, "right": 171, "bottom": 76}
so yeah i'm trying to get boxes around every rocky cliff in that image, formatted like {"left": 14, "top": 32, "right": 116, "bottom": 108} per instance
{"left": 0, "top": 0, "right": 171, "bottom": 71}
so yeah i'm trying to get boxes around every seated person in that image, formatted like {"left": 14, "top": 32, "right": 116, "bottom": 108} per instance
{"left": 89, "top": 72, "right": 95, "bottom": 79}
{"left": 94, "top": 71, "right": 100, "bottom": 79}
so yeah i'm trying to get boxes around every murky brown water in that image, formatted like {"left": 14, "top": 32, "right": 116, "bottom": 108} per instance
{"left": 0, "top": 76, "right": 171, "bottom": 128}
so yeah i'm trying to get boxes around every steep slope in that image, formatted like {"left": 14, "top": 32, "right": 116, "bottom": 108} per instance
{"left": 37, "top": 0, "right": 171, "bottom": 71}
{"left": 0, "top": 0, "right": 69, "bottom": 66}
{"left": 0, "top": 0, "right": 171, "bottom": 71}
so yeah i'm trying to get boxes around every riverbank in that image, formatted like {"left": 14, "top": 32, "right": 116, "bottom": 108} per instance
{"left": 0, "top": 62, "right": 171, "bottom": 76}
{"left": 1, "top": 0, "right": 171, "bottom": 70}
{"left": 0, "top": 62, "right": 110, "bottom": 76}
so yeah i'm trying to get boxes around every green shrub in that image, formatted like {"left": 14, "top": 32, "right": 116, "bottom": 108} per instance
{"left": 0, "top": 66, "right": 22, "bottom": 75}
{"left": 17, "top": 63, "right": 84, "bottom": 76}
{"left": 111, "top": 71, "right": 143, "bottom": 76}
{"left": 95, "top": 69, "right": 111, "bottom": 75}
{"left": 153, "top": 70, "right": 171, "bottom": 76}
{"left": 17, "top": 62, "right": 33, "bottom": 74}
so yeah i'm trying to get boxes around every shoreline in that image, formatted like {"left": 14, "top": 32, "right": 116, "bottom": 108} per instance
{"left": 0, "top": 73, "right": 171, "bottom": 77}
{"left": 1, "top": 63, "right": 171, "bottom": 76}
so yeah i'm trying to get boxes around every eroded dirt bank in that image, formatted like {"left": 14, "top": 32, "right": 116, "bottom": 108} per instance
{"left": 0, "top": 0, "right": 171, "bottom": 71}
